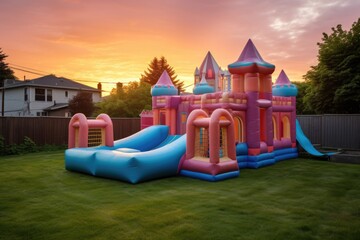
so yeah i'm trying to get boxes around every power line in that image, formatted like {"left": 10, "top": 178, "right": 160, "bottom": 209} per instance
{"left": 10, "top": 66, "right": 46, "bottom": 77}
{"left": 8, "top": 63, "right": 52, "bottom": 75}
{"left": 9, "top": 63, "right": 133, "bottom": 85}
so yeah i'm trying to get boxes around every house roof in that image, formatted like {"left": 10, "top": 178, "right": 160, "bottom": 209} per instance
{"left": 2, "top": 75, "right": 100, "bottom": 92}
{"left": 43, "top": 103, "right": 69, "bottom": 111}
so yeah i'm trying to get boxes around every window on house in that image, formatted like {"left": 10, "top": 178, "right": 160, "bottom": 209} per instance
{"left": 47, "top": 89, "right": 52, "bottom": 101}
{"left": 65, "top": 91, "right": 68, "bottom": 98}
{"left": 24, "top": 88, "right": 28, "bottom": 101}
{"left": 35, "top": 88, "right": 45, "bottom": 101}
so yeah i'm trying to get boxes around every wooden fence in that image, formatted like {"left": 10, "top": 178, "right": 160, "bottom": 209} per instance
{"left": 1, "top": 115, "right": 359, "bottom": 150}
{"left": 297, "top": 114, "right": 360, "bottom": 150}
{"left": 0, "top": 117, "right": 140, "bottom": 146}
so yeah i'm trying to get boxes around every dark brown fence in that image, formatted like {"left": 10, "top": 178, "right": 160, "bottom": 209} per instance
{"left": 0, "top": 117, "right": 140, "bottom": 146}
{"left": 1, "top": 115, "right": 359, "bottom": 150}
{"left": 297, "top": 114, "right": 360, "bottom": 150}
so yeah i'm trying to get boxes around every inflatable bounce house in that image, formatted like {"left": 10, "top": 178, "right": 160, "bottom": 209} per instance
{"left": 65, "top": 39, "right": 308, "bottom": 184}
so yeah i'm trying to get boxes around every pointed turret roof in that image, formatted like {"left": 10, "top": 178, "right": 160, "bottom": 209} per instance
{"left": 199, "top": 51, "right": 220, "bottom": 79}
{"left": 274, "top": 70, "right": 291, "bottom": 85}
{"left": 194, "top": 67, "right": 200, "bottom": 76}
{"left": 151, "top": 70, "right": 178, "bottom": 96}
{"left": 228, "top": 39, "right": 275, "bottom": 74}
{"left": 272, "top": 70, "right": 298, "bottom": 97}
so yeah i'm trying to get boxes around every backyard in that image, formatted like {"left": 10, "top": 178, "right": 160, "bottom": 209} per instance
{"left": 0, "top": 151, "right": 359, "bottom": 240}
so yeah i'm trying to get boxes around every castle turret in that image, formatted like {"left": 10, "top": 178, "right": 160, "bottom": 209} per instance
{"left": 228, "top": 39, "right": 275, "bottom": 75}
{"left": 198, "top": 51, "right": 221, "bottom": 91}
{"left": 151, "top": 70, "right": 178, "bottom": 96}
{"left": 151, "top": 70, "right": 179, "bottom": 135}
{"left": 228, "top": 39, "right": 275, "bottom": 157}
{"left": 273, "top": 70, "right": 298, "bottom": 149}
{"left": 193, "top": 73, "right": 215, "bottom": 95}
{"left": 272, "top": 70, "right": 298, "bottom": 97}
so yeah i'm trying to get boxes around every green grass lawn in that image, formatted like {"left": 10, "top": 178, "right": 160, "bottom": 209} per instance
{"left": 0, "top": 151, "right": 359, "bottom": 240}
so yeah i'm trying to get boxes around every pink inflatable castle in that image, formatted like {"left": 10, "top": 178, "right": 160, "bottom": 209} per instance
{"left": 141, "top": 39, "right": 298, "bottom": 181}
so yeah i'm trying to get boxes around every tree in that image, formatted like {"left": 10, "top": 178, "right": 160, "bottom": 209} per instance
{"left": 1, "top": 48, "right": 17, "bottom": 116}
{"left": 68, "top": 92, "right": 95, "bottom": 117}
{"left": 140, "top": 56, "right": 185, "bottom": 93}
{"left": 293, "top": 81, "right": 314, "bottom": 114}
{"left": 94, "top": 81, "right": 152, "bottom": 117}
{"left": 303, "top": 18, "right": 360, "bottom": 114}
{"left": 0, "top": 48, "right": 16, "bottom": 83}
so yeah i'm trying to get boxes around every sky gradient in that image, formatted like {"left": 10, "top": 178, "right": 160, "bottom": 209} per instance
{"left": 1, "top": 0, "right": 359, "bottom": 94}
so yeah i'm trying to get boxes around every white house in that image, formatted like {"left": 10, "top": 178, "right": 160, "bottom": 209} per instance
{"left": 0, "top": 75, "right": 102, "bottom": 117}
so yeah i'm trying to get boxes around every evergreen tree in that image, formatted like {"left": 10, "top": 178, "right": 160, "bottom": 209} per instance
{"left": 140, "top": 56, "right": 185, "bottom": 93}
{"left": 1, "top": 48, "right": 17, "bottom": 116}
{"left": 303, "top": 18, "right": 360, "bottom": 113}
{"left": 0, "top": 48, "right": 16, "bottom": 84}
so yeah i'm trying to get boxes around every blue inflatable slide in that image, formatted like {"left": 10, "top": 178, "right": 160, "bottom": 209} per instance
{"left": 296, "top": 119, "right": 335, "bottom": 157}
{"left": 65, "top": 125, "right": 186, "bottom": 184}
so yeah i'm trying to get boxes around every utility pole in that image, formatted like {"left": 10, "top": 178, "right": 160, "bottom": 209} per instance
{"left": 1, "top": 79, "right": 4, "bottom": 117}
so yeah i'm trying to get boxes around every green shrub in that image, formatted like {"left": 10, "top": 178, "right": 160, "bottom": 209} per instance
{"left": 0, "top": 135, "right": 5, "bottom": 156}
{"left": 23, "top": 136, "right": 37, "bottom": 153}
{"left": 0, "top": 136, "right": 65, "bottom": 156}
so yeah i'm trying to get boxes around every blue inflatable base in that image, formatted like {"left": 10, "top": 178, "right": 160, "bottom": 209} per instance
{"left": 236, "top": 147, "right": 299, "bottom": 169}
{"left": 238, "top": 162, "right": 248, "bottom": 169}
{"left": 275, "top": 153, "right": 298, "bottom": 162}
{"left": 180, "top": 170, "right": 240, "bottom": 182}
{"left": 246, "top": 159, "right": 275, "bottom": 169}
{"left": 274, "top": 148, "right": 298, "bottom": 162}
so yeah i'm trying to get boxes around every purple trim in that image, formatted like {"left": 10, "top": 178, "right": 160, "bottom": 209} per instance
{"left": 265, "top": 107, "right": 273, "bottom": 146}
{"left": 257, "top": 99, "right": 271, "bottom": 108}
{"left": 273, "top": 138, "right": 292, "bottom": 150}
{"left": 260, "top": 141, "right": 267, "bottom": 153}
{"left": 246, "top": 92, "right": 260, "bottom": 148}
{"left": 272, "top": 105, "right": 294, "bottom": 112}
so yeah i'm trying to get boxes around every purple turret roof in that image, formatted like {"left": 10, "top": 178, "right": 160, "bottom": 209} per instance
{"left": 194, "top": 67, "right": 200, "bottom": 76}
{"left": 228, "top": 39, "right": 275, "bottom": 74}
{"left": 199, "top": 51, "right": 220, "bottom": 79}
{"left": 237, "top": 39, "right": 265, "bottom": 63}
{"left": 274, "top": 70, "right": 291, "bottom": 85}
{"left": 155, "top": 70, "right": 175, "bottom": 87}
{"left": 272, "top": 70, "right": 298, "bottom": 97}
{"left": 151, "top": 70, "right": 178, "bottom": 96}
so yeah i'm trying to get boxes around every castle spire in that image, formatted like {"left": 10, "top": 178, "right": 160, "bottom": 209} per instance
{"left": 228, "top": 39, "right": 275, "bottom": 75}
{"left": 193, "top": 72, "right": 215, "bottom": 95}
{"left": 151, "top": 70, "right": 178, "bottom": 96}
{"left": 272, "top": 70, "right": 298, "bottom": 96}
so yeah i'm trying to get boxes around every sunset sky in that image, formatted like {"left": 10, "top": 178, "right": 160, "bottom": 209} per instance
{"left": 1, "top": 0, "right": 359, "bottom": 94}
